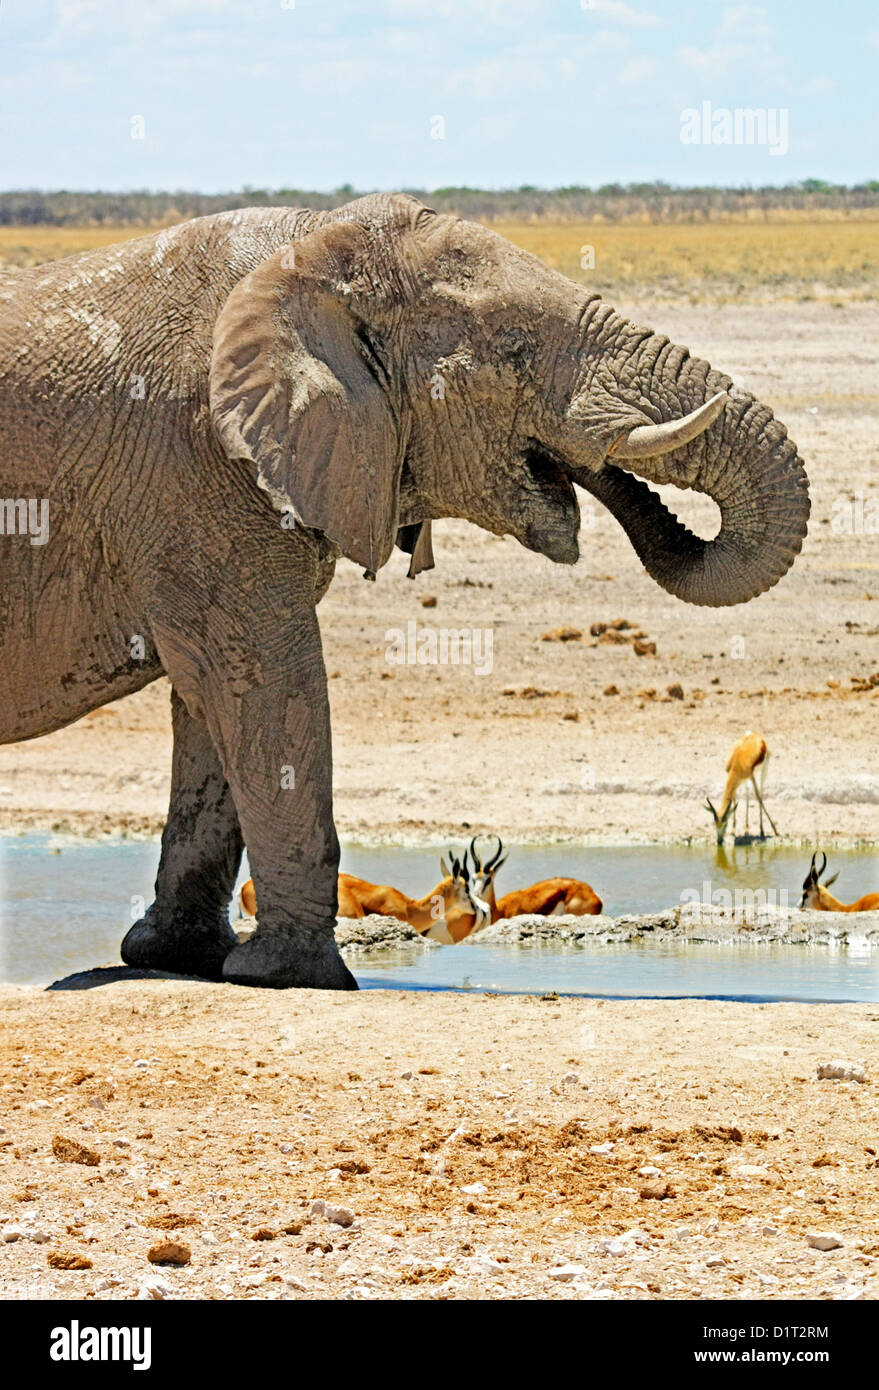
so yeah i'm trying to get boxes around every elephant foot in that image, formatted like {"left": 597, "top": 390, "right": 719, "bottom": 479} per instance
{"left": 222, "top": 927, "right": 358, "bottom": 991}
{"left": 121, "top": 908, "right": 240, "bottom": 982}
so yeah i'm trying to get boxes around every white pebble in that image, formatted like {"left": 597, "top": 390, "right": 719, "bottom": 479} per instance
{"left": 598, "top": 1238, "right": 628, "bottom": 1257}
{"left": 2, "top": 1226, "right": 24, "bottom": 1242}
{"left": 461, "top": 1182, "right": 487, "bottom": 1196}
{"left": 816, "top": 1061, "right": 866, "bottom": 1083}
{"left": 547, "top": 1263, "right": 587, "bottom": 1281}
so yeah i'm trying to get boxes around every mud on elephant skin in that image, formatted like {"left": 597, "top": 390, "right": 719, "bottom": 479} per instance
{"left": 0, "top": 193, "right": 810, "bottom": 988}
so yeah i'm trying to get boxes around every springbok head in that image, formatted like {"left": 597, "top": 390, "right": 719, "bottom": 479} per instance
{"left": 705, "top": 797, "right": 735, "bottom": 847}
{"left": 800, "top": 851, "right": 838, "bottom": 908}
{"left": 468, "top": 834, "right": 508, "bottom": 901}
{"left": 439, "top": 849, "right": 491, "bottom": 928}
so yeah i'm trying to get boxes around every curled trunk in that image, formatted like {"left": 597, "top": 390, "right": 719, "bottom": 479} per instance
{"left": 564, "top": 320, "right": 810, "bottom": 606}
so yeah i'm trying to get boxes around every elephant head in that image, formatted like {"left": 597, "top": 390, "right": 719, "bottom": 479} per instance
{"left": 210, "top": 194, "right": 809, "bottom": 603}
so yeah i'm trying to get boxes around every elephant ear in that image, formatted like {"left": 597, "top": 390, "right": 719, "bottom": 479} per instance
{"left": 209, "top": 220, "right": 405, "bottom": 574}
{"left": 396, "top": 521, "right": 435, "bottom": 578}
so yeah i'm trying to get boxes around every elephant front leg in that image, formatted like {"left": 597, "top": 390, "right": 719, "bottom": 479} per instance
{"left": 121, "top": 690, "right": 244, "bottom": 979}
{"left": 204, "top": 610, "right": 355, "bottom": 991}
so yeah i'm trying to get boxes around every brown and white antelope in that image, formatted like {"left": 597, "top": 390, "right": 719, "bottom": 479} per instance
{"left": 800, "top": 852, "right": 879, "bottom": 913}
{"left": 707, "top": 730, "right": 778, "bottom": 845}
{"left": 239, "top": 855, "right": 490, "bottom": 943}
{"left": 469, "top": 835, "right": 603, "bottom": 920}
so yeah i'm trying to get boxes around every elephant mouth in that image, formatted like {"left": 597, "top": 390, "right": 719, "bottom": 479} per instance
{"left": 519, "top": 444, "right": 581, "bottom": 564}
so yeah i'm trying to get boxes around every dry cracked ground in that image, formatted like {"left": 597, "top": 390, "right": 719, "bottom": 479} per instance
{"left": 1, "top": 983, "right": 877, "bottom": 1301}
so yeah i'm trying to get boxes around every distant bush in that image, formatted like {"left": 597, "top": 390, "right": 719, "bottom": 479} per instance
{"left": 0, "top": 181, "right": 877, "bottom": 227}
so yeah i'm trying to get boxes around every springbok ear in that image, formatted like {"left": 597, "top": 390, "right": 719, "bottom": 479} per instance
{"left": 824, "top": 871, "right": 839, "bottom": 887}
{"left": 210, "top": 220, "right": 405, "bottom": 573}
{"left": 439, "top": 856, "right": 451, "bottom": 879}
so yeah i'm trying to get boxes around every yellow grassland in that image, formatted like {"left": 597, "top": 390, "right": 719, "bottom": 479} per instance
{"left": 1, "top": 215, "right": 877, "bottom": 300}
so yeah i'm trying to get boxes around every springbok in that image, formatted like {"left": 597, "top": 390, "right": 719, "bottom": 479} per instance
{"left": 238, "top": 855, "right": 490, "bottom": 943}
{"left": 469, "top": 835, "right": 603, "bottom": 919}
{"left": 800, "top": 852, "right": 879, "bottom": 912}
{"left": 706, "top": 730, "right": 778, "bottom": 845}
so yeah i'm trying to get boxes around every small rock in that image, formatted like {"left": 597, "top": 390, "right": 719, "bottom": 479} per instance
{"left": 112, "top": 1138, "right": 131, "bottom": 1150}
{"left": 816, "top": 1061, "right": 866, "bottom": 1084}
{"left": 673, "top": 1226, "right": 692, "bottom": 1241}
{"left": 420, "top": 595, "right": 437, "bottom": 608}
{"left": 562, "top": 1072, "right": 579, "bottom": 1086}
{"left": 133, "top": 1059, "right": 150, "bottom": 1069}
{"left": 201, "top": 1232, "right": 219, "bottom": 1246}
{"left": 547, "top": 1263, "right": 587, "bottom": 1281}
{"left": 731, "top": 1164, "right": 769, "bottom": 1178}
{"left": 590, "top": 1142, "right": 614, "bottom": 1155}
{"left": 639, "top": 1181, "right": 674, "bottom": 1201}
{"left": 461, "top": 1183, "right": 487, "bottom": 1196}
{"left": 251, "top": 1227, "right": 276, "bottom": 1241}
{"left": 541, "top": 626, "right": 583, "bottom": 643}
{"left": 603, "top": 684, "right": 619, "bottom": 696}
{"left": 638, "top": 1165, "right": 662, "bottom": 1178}
{"left": 138, "top": 1279, "right": 171, "bottom": 1300}
{"left": 48, "top": 1251, "right": 93, "bottom": 1270}
{"left": 400, "top": 1070, "right": 413, "bottom": 1080}
{"left": 666, "top": 683, "right": 684, "bottom": 700}
{"left": 2, "top": 1225, "right": 24, "bottom": 1242}
{"left": 598, "top": 1238, "right": 628, "bottom": 1257}
{"left": 806, "top": 1231, "right": 844, "bottom": 1251}
{"left": 705, "top": 1219, "right": 719, "bottom": 1234}
{"left": 147, "top": 1239, "right": 191, "bottom": 1266}
{"left": 51, "top": 1135, "right": 101, "bottom": 1166}
{"left": 311, "top": 1200, "right": 355, "bottom": 1228}
{"left": 762, "top": 1224, "right": 779, "bottom": 1237}
{"left": 30, "top": 1230, "right": 51, "bottom": 1244}
{"left": 705, "top": 1254, "right": 726, "bottom": 1268}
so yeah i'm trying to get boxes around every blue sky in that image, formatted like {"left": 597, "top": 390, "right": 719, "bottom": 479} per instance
{"left": 1, "top": 1, "right": 876, "bottom": 191}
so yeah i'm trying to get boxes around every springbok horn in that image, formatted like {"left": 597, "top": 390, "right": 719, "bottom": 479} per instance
{"left": 818, "top": 851, "right": 827, "bottom": 880}
{"left": 484, "top": 835, "right": 504, "bottom": 872}
{"left": 609, "top": 391, "right": 728, "bottom": 461}
{"left": 469, "top": 837, "right": 482, "bottom": 873}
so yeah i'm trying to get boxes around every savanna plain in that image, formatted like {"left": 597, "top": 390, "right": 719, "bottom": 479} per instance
{"left": 1, "top": 217, "right": 877, "bottom": 1301}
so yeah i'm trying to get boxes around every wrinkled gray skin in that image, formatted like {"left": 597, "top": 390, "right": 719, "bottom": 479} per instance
{"left": 0, "top": 194, "right": 809, "bottom": 988}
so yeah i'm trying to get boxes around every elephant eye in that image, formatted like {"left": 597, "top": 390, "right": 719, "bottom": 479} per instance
{"left": 354, "top": 325, "right": 390, "bottom": 387}
{"left": 494, "top": 326, "right": 531, "bottom": 362}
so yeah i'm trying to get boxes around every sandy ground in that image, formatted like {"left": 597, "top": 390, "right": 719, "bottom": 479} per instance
{"left": 1, "top": 299, "right": 877, "bottom": 850}
{"left": 0, "top": 981, "right": 876, "bottom": 1302}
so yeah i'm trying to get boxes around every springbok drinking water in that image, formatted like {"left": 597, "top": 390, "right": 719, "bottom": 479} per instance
{"left": 800, "top": 852, "right": 879, "bottom": 912}
{"left": 239, "top": 854, "right": 490, "bottom": 943}
{"left": 707, "top": 730, "right": 778, "bottom": 845}
{"left": 468, "top": 835, "right": 603, "bottom": 919}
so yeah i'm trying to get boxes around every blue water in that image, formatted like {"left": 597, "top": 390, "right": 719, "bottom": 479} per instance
{"left": 1, "top": 834, "right": 876, "bottom": 1000}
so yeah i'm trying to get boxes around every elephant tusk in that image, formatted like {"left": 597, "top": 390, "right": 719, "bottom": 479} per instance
{"left": 608, "top": 390, "right": 728, "bottom": 461}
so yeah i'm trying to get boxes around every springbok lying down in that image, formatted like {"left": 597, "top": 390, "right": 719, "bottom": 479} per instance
{"left": 468, "top": 835, "right": 603, "bottom": 920}
{"left": 239, "top": 854, "right": 490, "bottom": 943}
{"left": 800, "top": 852, "right": 879, "bottom": 912}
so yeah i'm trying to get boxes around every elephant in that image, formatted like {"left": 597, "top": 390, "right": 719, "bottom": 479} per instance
{"left": 0, "top": 193, "right": 810, "bottom": 989}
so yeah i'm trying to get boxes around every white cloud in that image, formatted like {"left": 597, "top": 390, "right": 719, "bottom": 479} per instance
{"left": 586, "top": 1, "right": 661, "bottom": 28}
{"left": 619, "top": 56, "right": 658, "bottom": 84}
{"left": 678, "top": 4, "right": 777, "bottom": 78}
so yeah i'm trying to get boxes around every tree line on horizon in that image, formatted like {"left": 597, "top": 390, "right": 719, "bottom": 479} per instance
{"left": 0, "top": 180, "right": 877, "bottom": 227}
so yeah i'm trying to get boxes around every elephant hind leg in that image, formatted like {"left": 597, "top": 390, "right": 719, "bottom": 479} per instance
{"left": 121, "top": 688, "right": 243, "bottom": 980}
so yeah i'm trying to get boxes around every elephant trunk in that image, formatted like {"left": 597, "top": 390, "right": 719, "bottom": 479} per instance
{"left": 566, "top": 344, "right": 810, "bottom": 607}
